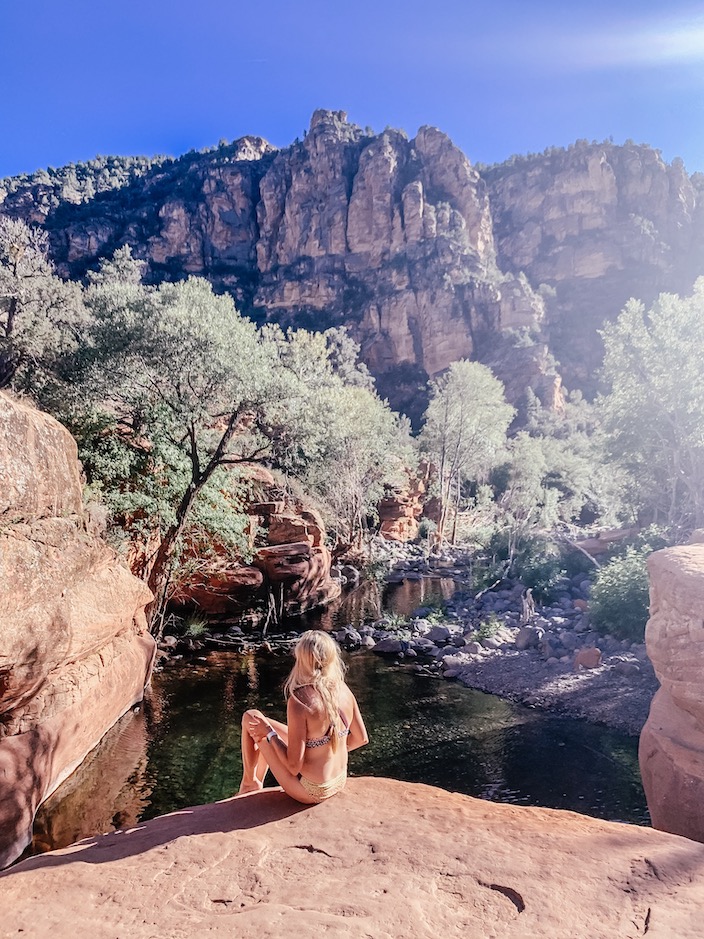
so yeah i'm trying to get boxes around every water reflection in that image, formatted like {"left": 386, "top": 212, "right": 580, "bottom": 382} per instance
{"left": 295, "top": 575, "right": 457, "bottom": 633}
{"left": 29, "top": 650, "right": 649, "bottom": 858}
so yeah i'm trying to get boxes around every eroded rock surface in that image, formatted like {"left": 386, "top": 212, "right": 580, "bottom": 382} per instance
{"left": 1, "top": 777, "right": 702, "bottom": 938}
{"left": 640, "top": 545, "right": 704, "bottom": 842}
{"left": 171, "top": 470, "right": 340, "bottom": 618}
{"left": 0, "top": 391, "right": 155, "bottom": 868}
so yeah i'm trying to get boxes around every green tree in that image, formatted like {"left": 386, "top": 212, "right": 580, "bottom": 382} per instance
{"left": 81, "top": 267, "right": 285, "bottom": 627}
{"left": 420, "top": 360, "right": 514, "bottom": 542}
{"left": 600, "top": 280, "right": 704, "bottom": 528}
{"left": 0, "top": 217, "right": 85, "bottom": 392}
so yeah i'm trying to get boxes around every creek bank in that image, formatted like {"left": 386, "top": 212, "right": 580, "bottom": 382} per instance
{"left": 340, "top": 544, "right": 657, "bottom": 737}
{"left": 157, "top": 541, "right": 657, "bottom": 737}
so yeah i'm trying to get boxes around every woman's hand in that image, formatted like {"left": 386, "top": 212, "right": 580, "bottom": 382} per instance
{"left": 247, "top": 713, "right": 274, "bottom": 744}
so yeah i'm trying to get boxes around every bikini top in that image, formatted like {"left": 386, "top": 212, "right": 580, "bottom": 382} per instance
{"left": 305, "top": 710, "right": 351, "bottom": 749}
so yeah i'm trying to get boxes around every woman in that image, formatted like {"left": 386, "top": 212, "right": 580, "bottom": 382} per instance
{"left": 239, "top": 630, "right": 369, "bottom": 804}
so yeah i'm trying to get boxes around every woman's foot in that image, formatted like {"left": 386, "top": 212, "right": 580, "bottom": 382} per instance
{"left": 238, "top": 778, "right": 264, "bottom": 794}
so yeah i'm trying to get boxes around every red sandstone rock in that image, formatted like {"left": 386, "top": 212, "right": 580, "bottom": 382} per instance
{"left": 1, "top": 777, "right": 702, "bottom": 938}
{"left": 573, "top": 647, "right": 602, "bottom": 670}
{"left": 0, "top": 391, "right": 154, "bottom": 868}
{"left": 379, "top": 469, "right": 426, "bottom": 542}
{"left": 174, "top": 478, "right": 337, "bottom": 617}
{"left": 640, "top": 545, "right": 704, "bottom": 842}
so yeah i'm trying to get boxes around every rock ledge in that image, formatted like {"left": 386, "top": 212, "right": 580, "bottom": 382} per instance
{"left": 2, "top": 777, "right": 703, "bottom": 938}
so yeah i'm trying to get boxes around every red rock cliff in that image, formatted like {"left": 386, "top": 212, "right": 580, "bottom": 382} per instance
{"left": 0, "top": 391, "right": 155, "bottom": 868}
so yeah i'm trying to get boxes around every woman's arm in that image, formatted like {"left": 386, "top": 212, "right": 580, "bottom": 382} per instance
{"left": 246, "top": 698, "right": 307, "bottom": 776}
{"left": 346, "top": 692, "right": 369, "bottom": 752}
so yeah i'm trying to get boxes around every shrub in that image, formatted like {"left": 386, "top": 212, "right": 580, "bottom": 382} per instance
{"left": 417, "top": 516, "right": 437, "bottom": 540}
{"left": 590, "top": 547, "right": 650, "bottom": 642}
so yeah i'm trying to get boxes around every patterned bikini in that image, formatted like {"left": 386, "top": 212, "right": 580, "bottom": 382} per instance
{"left": 298, "top": 711, "right": 350, "bottom": 803}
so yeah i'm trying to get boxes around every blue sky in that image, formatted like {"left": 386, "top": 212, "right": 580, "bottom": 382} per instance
{"left": 1, "top": 0, "right": 703, "bottom": 178}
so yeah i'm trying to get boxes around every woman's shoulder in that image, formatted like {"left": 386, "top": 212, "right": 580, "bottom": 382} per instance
{"left": 290, "top": 685, "right": 320, "bottom": 712}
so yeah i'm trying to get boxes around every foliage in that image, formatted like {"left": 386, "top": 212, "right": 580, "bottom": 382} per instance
{"left": 420, "top": 360, "right": 514, "bottom": 542}
{"left": 590, "top": 547, "right": 651, "bottom": 642}
{"left": 599, "top": 280, "right": 704, "bottom": 528}
{"left": 475, "top": 614, "right": 501, "bottom": 641}
{"left": 0, "top": 217, "right": 86, "bottom": 392}
{"left": 473, "top": 529, "right": 567, "bottom": 602}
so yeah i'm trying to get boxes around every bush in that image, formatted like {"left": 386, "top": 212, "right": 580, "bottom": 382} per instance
{"left": 590, "top": 547, "right": 650, "bottom": 641}
{"left": 473, "top": 530, "right": 567, "bottom": 602}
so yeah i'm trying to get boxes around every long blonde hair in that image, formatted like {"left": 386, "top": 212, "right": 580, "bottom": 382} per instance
{"left": 284, "top": 630, "right": 347, "bottom": 751}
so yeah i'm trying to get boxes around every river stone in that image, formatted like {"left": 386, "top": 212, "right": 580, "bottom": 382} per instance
{"left": 481, "top": 637, "right": 502, "bottom": 650}
{"left": 615, "top": 662, "right": 641, "bottom": 678}
{"left": 410, "top": 637, "right": 435, "bottom": 652}
{"left": 464, "top": 641, "right": 483, "bottom": 655}
{"left": 426, "top": 624, "right": 452, "bottom": 643}
{"left": 360, "top": 636, "right": 376, "bottom": 649}
{"left": 515, "top": 625, "right": 544, "bottom": 651}
{"left": 442, "top": 668, "right": 461, "bottom": 679}
{"left": 372, "top": 638, "right": 404, "bottom": 654}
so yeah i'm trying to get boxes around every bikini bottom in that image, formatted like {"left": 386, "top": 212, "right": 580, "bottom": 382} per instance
{"left": 298, "top": 770, "right": 347, "bottom": 803}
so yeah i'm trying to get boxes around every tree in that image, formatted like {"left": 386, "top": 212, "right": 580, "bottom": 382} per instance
{"left": 419, "top": 361, "right": 514, "bottom": 542}
{"left": 0, "top": 217, "right": 85, "bottom": 393}
{"left": 599, "top": 280, "right": 704, "bottom": 528}
{"left": 81, "top": 266, "right": 286, "bottom": 627}
{"left": 302, "top": 384, "right": 413, "bottom": 549}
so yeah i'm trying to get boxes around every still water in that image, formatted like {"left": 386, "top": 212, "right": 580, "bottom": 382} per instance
{"left": 29, "top": 578, "right": 649, "bottom": 857}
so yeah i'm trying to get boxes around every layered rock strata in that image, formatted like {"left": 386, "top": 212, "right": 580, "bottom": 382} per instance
{"left": 0, "top": 392, "right": 155, "bottom": 868}
{"left": 171, "top": 470, "right": 340, "bottom": 618}
{"left": 2, "top": 777, "right": 703, "bottom": 938}
{"left": 4, "top": 113, "right": 704, "bottom": 415}
{"left": 639, "top": 544, "right": 704, "bottom": 842}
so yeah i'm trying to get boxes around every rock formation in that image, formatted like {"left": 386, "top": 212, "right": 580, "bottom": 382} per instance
{"left": 4, "top": 114, "right": 704, "bottom": 419}
{"left": 639, "top": 544, "right": 704, "bottom": 842}
{"left": 171, "top": 468, "right": 340, "bottom": 619}
{"left": 0, "top": 391, "right": 155, "bottom": 868}
{"left": 2, "top": 777, "right": 703, "bottom": 937}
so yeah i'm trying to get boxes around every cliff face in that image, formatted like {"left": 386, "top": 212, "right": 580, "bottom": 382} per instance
{"left": 0, "top": 392, "right": 155, "bottom": 868}
{"left": 484, "top": 144, "right": 704, "bottom": 386}
{"left": 2, "top": 112, "right": 703, "bottom": 413}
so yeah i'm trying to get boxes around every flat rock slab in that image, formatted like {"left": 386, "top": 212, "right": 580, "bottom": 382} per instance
{"left": 1, "top": 777, "right": 703, "bottom": 938}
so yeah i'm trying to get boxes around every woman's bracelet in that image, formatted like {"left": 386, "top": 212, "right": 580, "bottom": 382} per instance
{"left": 266, "top": 729, "right": 278, "bottom": 743}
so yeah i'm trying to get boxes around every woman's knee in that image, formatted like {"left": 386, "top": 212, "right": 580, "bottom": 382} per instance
{"left": 241, "top": 708, "right": 264, "bottom": 728}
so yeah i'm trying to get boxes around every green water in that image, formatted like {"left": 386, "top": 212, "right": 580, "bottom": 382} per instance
{"left": 29, "top": 577, "right": 649, "bottom": 857}
{"left": 136, "top": 651, "right": 648, "bottom": 827}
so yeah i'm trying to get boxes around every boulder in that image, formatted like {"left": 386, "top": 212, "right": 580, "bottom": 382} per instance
{"left": 1, "top": 778, "right": 702, "bottom": 938}
{"left": 573, "top": 647, "right": 602, "bottom": 670}
{"left": 640, "top": 545, "right": 704, "bottom": 842}
{"left": 0, "top": 392, "right": 154, "bottom": 868}
{"left": 514, "top": 625, "right": 544, "bottom": 651}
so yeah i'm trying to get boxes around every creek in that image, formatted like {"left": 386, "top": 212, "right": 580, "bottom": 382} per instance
{"left": 27, "top": 577, "right": 649, "bottom": 858}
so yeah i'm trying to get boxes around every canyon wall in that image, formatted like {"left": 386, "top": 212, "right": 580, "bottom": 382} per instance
{"left": 0, "top": 391, "right": 155, "bottom": 868}
{"left": 2, "top": 113, "right": 703, "bottom": 416}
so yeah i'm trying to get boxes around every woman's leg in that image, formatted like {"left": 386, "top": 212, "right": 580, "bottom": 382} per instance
{"left": 239, "top": 709, "right": 319, "bottom": 804}
{"left": 239, "top": 711, "right": 289, "bottom": 793}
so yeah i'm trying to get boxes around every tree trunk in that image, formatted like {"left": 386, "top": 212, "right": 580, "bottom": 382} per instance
{"left": 147, "top": 483, "right": 201, "bottom": 634}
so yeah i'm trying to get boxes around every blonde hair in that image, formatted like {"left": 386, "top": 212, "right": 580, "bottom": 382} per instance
{"left": 284, "top": 630, "right": 347, "bottom": 751}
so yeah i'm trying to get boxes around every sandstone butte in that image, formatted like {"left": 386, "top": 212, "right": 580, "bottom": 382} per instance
{"left": 2, "top": 776, "right": 704, "bottom": 939}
